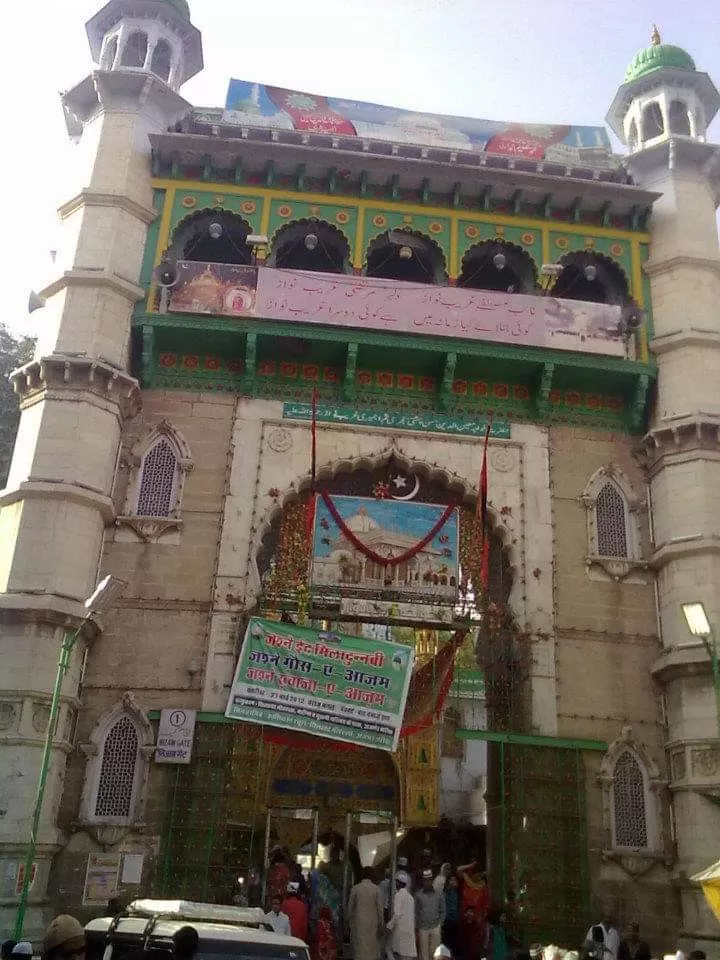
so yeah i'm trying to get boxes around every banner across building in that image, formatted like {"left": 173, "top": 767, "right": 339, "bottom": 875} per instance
{"left": 226, "top": 618, "right": 415, "bottom": 751}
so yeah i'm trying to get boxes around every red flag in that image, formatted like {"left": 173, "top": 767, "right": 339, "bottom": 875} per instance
{"left": 477, "top": 418, "right": 492, "bottom": 592}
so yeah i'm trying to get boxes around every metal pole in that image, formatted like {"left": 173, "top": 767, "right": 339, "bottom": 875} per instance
{"left": 261, "top": 808, "right": 273, "bottom": 907}
{"left": 311, "top": 808, "right": 319, "bottom": 873}
{"left": 15, "top": 626, "right": 81, "bottom": 938}
{"left": 706, "top": 630, "right": 720, "bottom": 739}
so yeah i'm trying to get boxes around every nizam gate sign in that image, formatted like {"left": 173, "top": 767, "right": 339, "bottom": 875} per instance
{"left": 226, "top": 618, "right": 415, "bottom": 751}
{"left": 169, "top": 264, "right": 627, "bottom": 358}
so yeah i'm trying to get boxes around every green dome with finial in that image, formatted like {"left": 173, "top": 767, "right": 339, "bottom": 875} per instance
{"left": 163, "top": 0, "right": 191, "bottom": 20}
{"left": 624, "top": 26, "right": 695, "bottom": 83}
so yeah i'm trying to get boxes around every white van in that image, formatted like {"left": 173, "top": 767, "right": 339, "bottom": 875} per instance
{"left": 85, "top": 900, "right": 309, "bottom": 960}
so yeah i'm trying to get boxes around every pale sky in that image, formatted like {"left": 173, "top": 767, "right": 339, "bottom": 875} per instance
{"left": 3, "top": 0, "right": 719, "bottom": 339}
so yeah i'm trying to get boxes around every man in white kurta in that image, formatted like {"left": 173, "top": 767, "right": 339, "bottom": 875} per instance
{"left": 388, "top": 872, "right": 417, "bottom": 960}
{"left": 348, "top": 868, "right": 384, "bottom": 960}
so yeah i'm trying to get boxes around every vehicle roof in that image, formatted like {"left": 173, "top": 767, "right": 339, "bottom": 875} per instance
{"left": 85, "top": 916, "right": 306, "bottom": 949}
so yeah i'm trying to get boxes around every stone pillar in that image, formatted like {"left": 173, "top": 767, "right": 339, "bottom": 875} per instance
{"left": 0, "top": 71, "right": 189, "bottom": 940}
{"left": 630, "top": 139, "right": 720, "bottom": 947}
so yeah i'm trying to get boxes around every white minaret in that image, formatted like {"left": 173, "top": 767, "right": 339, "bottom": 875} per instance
{"left": 608, "top": 29, "right": 720, "bottom": 949}
{"left": 0, "top": 0, "right": 201, "bottom": 940}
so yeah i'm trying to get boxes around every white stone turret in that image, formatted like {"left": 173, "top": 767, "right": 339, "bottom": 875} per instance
{"left": 0, "top": 0, "right": 202, "bottom": 941}
{"left": 609, "top": 31, "right": 720, "bottom": 952}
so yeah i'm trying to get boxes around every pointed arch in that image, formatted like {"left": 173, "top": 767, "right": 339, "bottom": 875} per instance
{"left": 581, "top": 465, "right": 648, "bottom": 582}
{"left": 267, "top": 218, "right": 351, "bottom": 274}
{"left": 120, "top": 31, "right": 147, "bottom": 68}
{"left": 627, "top": 118, "right": 639, "bottom": 153}
{"left": 642, "top": 100, "right": 665, "bottom": 140}
{"left": 169, "top": 209, "right": 253, "bottom": 266}
{"left": 151, "top": 39, "right": 173, "bottom": 82}
{"left": 599, "top": 727, "right": 664, "bottom": 854}
{"left": 79, "top": 693, "right": 155, "bottom": 826}
{"left": 553, "top": 251, "right": 630, "bottom": 306}
{"left": 119, "top": 421, "right": 193, "bottom": 540}
{"left": 668, "top": 100, "right": 691, "bottom": 136}
{"left": 458, "top": 239, "right": 538, "bottom": 294}
{"left": 364, "top": 229, "right": 447, "bottom": 284}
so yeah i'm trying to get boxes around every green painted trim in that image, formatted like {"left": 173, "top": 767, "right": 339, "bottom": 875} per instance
{"left": 283, "top": 402, "right": 511, "bottom": 438}
{"left": 148, "top": 710, "right": 237, "bottom": 724}
{"left": 135, "top": 312, "right": 657, "bottom": 377}
{"left": 137, "top": 190, "right": 165, "bottom": 305}
{"left": 456, "top": 728, "right": 607, "bottom": 751}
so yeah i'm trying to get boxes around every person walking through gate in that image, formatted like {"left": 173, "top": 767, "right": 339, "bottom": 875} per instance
{"left": 415, "top": 869, "right": 445, "bottom": 960}
{"left": 348, "top": 868, "right": 384, "bottom": 960}
{"left": 283, "top": 882, "right": 309, "bottom": 943}
{"left": 388, "top": 872, "right": 417, "bottom": 960}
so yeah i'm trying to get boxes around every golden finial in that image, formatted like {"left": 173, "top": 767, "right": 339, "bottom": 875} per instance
{"left": 651, "top": 24, "right": 662, "bottom": 46}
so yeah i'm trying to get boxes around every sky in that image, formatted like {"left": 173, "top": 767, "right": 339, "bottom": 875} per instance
{"left": 3, "top": 0, "right": 719, "bottom": 339}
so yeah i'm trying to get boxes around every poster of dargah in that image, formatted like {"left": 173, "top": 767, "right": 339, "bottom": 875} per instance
{"left": 310, "top": 495, "right": 460, "bottom": 603}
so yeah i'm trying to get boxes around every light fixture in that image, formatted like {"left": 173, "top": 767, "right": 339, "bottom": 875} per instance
{"left": 584, "top": 264, "right": 598, "bottom": 281}
{"left": 399, "top": 245, "right": 413, "bottom": 260}
{"left": 208, "top": 222, "right": 223, "bottom": 240}
{"left": 304, "top": 233, "right": 318, "bottom": 251}
{"left": 681, "top": 602, "right": 712, "bottom": 638}
{"left": 493, "top": 252, "right": 507, "bottom": 271}
{"left": 84, "top": 575, "right": 127, "bottom": 616}
{"left": 247, "top": 234, "right": 269, "bottom": 246}
{"left": 540, "top": 263, "right": 563, "bottom": 278}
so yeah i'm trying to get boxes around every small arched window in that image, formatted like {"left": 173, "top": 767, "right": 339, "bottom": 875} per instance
{"left": 668, "top": 100, "right": 691, "bottom": 136}
{"left": 79, "top": 694, "right": 154, "bottom": 826}
{"left": 121, "top": 32, "right": 148, "bottom": 68}
{"left": 642, "top": 101, "right": 665, "bottom": 140}
{"left": 595, "top": 482, "right": 629, "bottom": 558}
{"left": 136, "top": 438, "right": 180, "bottom": 517}
{"left": 94, "top": 716, "right": 140, "bottom": 820}
{"left": 102, "top": 34, "right": 119, "bottom": 70}
{"left": 627, "top": 119, "right": 639, "bottom": 152}
{"left": 151, "top": 39, "right": 173, "bottom": 82}
{"left": 611, "top": 748, "right": 649, "bottom": 849}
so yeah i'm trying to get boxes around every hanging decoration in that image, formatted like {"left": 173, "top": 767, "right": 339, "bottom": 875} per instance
{"left": 320, "top": 489, "right": 456, "bottom": 568}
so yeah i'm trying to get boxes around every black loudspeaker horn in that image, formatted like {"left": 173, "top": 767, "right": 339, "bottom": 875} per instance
{"left": 154, "top": 257, "right": 179, "bottom": 287}
{"left": 28, "top": 291, "right": 46, "bottom": 313}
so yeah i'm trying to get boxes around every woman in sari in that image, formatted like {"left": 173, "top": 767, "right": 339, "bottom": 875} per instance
{"left": 312, "top": 869, "right": 342, "bottom": 948}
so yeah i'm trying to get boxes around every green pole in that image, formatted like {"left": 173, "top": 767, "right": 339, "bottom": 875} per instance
{"left": 14, "top": 626, "right": 81, "bottom": 939}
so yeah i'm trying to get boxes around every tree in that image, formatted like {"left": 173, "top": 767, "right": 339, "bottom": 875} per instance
{"left": 0, "top": 323, "right": 35, "bottom": 488}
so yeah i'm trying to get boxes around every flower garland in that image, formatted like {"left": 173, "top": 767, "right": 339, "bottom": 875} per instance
{"left": 320, "top": 489, "right": 456, "bottom": 568}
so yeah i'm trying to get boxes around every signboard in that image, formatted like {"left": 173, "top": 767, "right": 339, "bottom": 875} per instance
{"left": 83, "top": 853, "right": 121, "bottom": 906}
{"left": 223, "top": 80, "right": 614, "bottom": 164}
{"left": 283, "top": 403, "right": 511, "bottom": 439}
{"left": 452, "top": 669, "right": 486, "bottom": 699}
{"left": 225, "top": 618, "right": 415, "bottom": 751}
{"left": 156, "top": 708, "right": 197, "bottom": 763}
{"left": 311, "top": 495, "right": 459, "bottom": 604}
{"left": 169, "top": 265, "right": 626, "bottom": 359}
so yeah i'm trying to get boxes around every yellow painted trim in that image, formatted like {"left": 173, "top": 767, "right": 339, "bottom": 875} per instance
{"left": 353, "top": 207, "right": 365, "bottom": 270}
{"left": 151, "top": 178, "right": 651, "bottom": 243}
{"left": 148, "top": 186, "right": 176, "bottom": 312}
{"left": 541, "top": 226, "right": 550, "bottom": 266}
{"left": 449, "top": 215, "right": 459, "bottom": 278}
{"left": 259, "top": 195, "right": 271, "bottom": 238}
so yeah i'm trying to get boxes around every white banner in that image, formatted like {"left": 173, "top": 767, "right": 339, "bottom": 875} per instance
{"left": 156, "top": 708, "right": 197, "bottom": 764}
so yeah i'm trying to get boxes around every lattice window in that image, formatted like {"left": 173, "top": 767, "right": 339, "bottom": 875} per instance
{"left": 94, "top": 716, "right": 139, "bottom": 820}
{"left": 136, "top": 439, "right": 179, "bottom": 517}
{"left": 612, "top": 749, "right": 648, "bottom": 849}
{"left": 595, "top": 482, "right": 628, "bottom": 558}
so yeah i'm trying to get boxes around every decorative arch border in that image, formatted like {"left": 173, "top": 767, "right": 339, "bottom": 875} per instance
{"left": 248, "top": 439, "right": 515, "bottom": 610}
{"left": 598, "top": 726, "right": 669, "bottom": 875}
{"left": 267, "top": 217, "right": 353, "bottom": 269}
{"left": 459, "top": 238, "right": 539, "bottom": 291}
{"left": 363, "top": 228, "right": 449, "bottom": 283}
{"left": 117, "top": 419, "right": 194, "bottom": 542}
{"left": 580, "top": 463, "right": 648, "bottom": 582}
{"left": 77, "top": 692, "right": 155, "bottom": 829}
{"left": 165, "top": 208, "right": 254, "bottom": 259}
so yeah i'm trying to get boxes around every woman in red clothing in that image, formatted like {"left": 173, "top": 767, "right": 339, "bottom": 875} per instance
{"left": 457, "top": 863, "right": 490, "bottom": 959}
{"left": 282, "top": 882, "right": 309, "bottom": 943}
{"left": 313, "top": 905, "right": 337, "bottom": 960}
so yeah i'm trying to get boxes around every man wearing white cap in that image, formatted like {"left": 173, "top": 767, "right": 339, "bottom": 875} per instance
{"left": 281, "top": 881, "right": 308, "bottom": 943}
{"left": 388, "top": 872, "right": 417, "bottom": 960}
{"left": 11, "top": 944, "right": 32, "bottom": 959}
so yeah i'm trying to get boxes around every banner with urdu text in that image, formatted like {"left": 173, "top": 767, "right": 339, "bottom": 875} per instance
{"left": 225, "top": 618, "right": 415, "bottom": 751}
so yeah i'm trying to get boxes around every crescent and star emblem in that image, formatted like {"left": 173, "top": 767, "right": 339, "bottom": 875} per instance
{"left": 390, "top": 472, "right": 420, "bottom": 501}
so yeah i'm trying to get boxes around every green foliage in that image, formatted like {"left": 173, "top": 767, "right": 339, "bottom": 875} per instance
{"left": 0, "top": 324, "right": 35, "bottom": 487}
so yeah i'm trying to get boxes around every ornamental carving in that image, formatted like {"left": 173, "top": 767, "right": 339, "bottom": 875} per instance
{"left": 116, "top": 516, "right": 182, "bottom": 542}
{"left": 32, "top": 704, "right": 51, "bottom": 735}
{"left": 0, "top": 702, "right": 18, "bottom": 731}
{"left": 690, "top": 746, "right": 720, "bottom": 778}
{"left": 670, "top": 748, "right": 687, "bottom": 782}
{"left": 267, "top": 427, "right": 292, "bottom": 453}
{"left": 490, "top": 447, "right": 517, "bottom": 473}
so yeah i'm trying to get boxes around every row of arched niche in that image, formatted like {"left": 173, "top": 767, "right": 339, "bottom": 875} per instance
{"left": 167, "top": 210, "right": 632, "bottom": 305}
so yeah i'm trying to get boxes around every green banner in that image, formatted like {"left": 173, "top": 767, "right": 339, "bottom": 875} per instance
{"left": 452, "top": 669, "right": 486, "bottom": 699}
{"left": 225, "top": 618, "right": 415, "bottom": 751}
{"left": 283, "top": 402, "right": 511, "bottom": 439}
